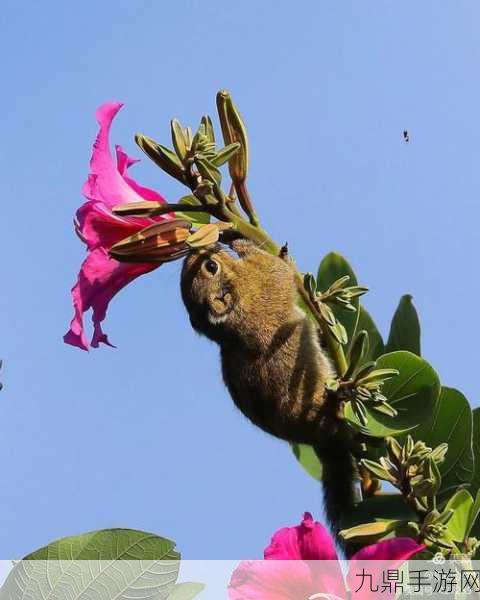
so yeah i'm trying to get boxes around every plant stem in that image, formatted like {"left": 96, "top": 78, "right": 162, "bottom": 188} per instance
{"left": 294, "top": 272, "right": 348, "bottom": 376}
{"left": 160, "top": 203, "right": 212, "bottom": 214}
{"left": 235, "top": 180, "right": 259, "bottom": 227}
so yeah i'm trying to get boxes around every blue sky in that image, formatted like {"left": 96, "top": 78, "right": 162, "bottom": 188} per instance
{"left": 1, "top": 0, "right": 479, "bottom": 559}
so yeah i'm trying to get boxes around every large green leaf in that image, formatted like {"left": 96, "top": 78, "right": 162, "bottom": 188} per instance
{"left": 467, "top": 490, "right": 480, "bottom": 539}
{"left": 169, "top": 582, "right": 206, "bottom": 599}
{"left": 340, "top": 493, "right": 417, "bottom": 531}
{"left": 471, "top": 408, "right": 480, "bottom": 496}
{"left": 291, "top": 443, "right": 323, "bottom": 480}
{"left": 346, "top": 351, "right": 440, "bottom": 439}
{"left": 385, "top": 295, "right": 421, "bottom": 356}
{"left": 352, "top": 306, "right": 384, "bottom": 362}
{"left": 413, "top": 387, "right": 474, "bottom": 496}
{"left": 317, "top": 253, "right": 359, "bottom": 350}
{"left": 0, "top": 529, "right": 180, "bottom": 600}
{"left": 470, "top": 410, "right": 480, "bottom": 538}
{"left": 444, "top": 489, "right": 474, "bottom": 543}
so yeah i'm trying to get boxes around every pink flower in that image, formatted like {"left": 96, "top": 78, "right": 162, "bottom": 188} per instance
{"left": 64, "top": 102, "right": 174, "bottom": 351}
{"left": 228, "top": 513, "right": 424, "bottom": 600}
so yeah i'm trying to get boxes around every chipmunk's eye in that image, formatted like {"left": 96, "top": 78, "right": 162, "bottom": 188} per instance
{"left": 204, "top": 259, "right": 219, "bottom": 275}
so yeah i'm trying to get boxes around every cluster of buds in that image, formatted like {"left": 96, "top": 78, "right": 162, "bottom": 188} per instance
{"left": 418, "top": 509, "right": 456, "bottom": 550}
{"left": 136, "top": 112, "right": 240, "bottom": 205}
{"left": 304, "top": 273, "right": 368, "bottom": 345}
{"left": 109, "top": 92, "right": 265, "bottom": 263}
{"left": 110, "top": 91, "right": 252, "bottom": 232}
{"left": 362, "top": 436, "right": 448, "bottom": 512}
{"left": 341, "top": 437, "right": 454, "bottom": 551}
{"left": 325, "top": 329, "right": 399, "bottom": 424}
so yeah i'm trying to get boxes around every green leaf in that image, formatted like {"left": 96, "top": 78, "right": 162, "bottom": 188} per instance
{"left": 340, "top": 519, "right": 405, "bottom": 543}
{"left": 340, "top": 494, "right": 418, "bottom": 531}
{"left": 385, "top": 295, "right": 421, "bottom": 356}
{"left": 201, "top": 115, "right": 215, "bottom": 143}
{"left": 372, "top": 403, "right": 398, "bottom": 417}
{"left": 346, "top": 330, "right": 368, "bottom": 378}
{"left": 353, "top": 306, "right": 384, "bottom": 362}
{"left": 304, "top": 273, "right": 317, "bottom": 297}
{"left": 352, "top": 398, "right": 368, "bottom": 425}
{"left": 136, "top": 134, "right": 185, "bottom": 184}
{"left": 291, "top": 443, "right": 323, "bottom": 480}
{"left": 169, "top": 582, "right": 205, "bottom": 599}
{"left": 467, "top": 490, "right": 480, "bottom": 539}
{"left": 357, "top": 368, "right": 399, "bottom": 385}
{"left": 471, "top": 408, "right": 480, "bottom": 496}
{"left": 345, "top": 351, "right": 440, "bottom": 439}
{"left": 194, "top": 156, "right": 221, "bottom": 186}
{"left": 211, "top": 142, "right": 241, "bottom": 167}
{"left": 317, "top": 253, "right": 359, "bottom": 350}
{"left": 361, "top": 459, "right": 396, "bottom": 483}
{"left": 414, "top": 387, "right": 474, "bottom": 496}
{"left": 470, "top": 411, "right": 480, "bottom": 538}
{"left": 176, "top": 195, "right": 211, "bottom": 226}
{"left": 171, "top": 119, "right": 189, "bottom": 160}
{"left": 329, "top": 320, "right": 347, "bottom": 345}
{"left": 0, "top": 529, "right": 180, "bottom": 600}
{"left": 444, "top": 489, "right": 474, "bottom": 543}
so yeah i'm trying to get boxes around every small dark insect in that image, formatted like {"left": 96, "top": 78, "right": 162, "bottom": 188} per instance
{"left": 403, "top": 130, "right": 410, "bottom": 143}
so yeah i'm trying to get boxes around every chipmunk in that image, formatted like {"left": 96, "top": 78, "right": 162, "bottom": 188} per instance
{"left": 180, "top": 238, "right": 358, "bottom": 540}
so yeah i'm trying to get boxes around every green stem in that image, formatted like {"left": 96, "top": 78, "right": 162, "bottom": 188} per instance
{"left": 235, "top": 180, "right": 259, "bottom": 227}
{"left": 160, "top": 203, "right": 213, "bottom": 215}
{"left": 294, "top": 272, "right": 348, "bottom": 376}
{"left": 226, "top": 210, "right": 279, "bottom": 254}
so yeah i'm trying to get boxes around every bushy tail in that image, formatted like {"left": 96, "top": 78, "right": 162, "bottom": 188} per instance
{"left": 314, "top": 439, "right": 358, "bottom": 552}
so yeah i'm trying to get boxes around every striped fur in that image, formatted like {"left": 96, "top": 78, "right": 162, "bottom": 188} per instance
{"left": 181, "top": 240, "right": 357, "bottom": 540}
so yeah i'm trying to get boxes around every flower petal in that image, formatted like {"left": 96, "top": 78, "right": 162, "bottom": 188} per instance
{"left": 115, "top": 144, "right": 140, "bottom": 174}
{"left": 350, "top": 537, "right": 425, "bottom": 563}
{"left": 264, "top": 513, "right": 338, "bottom": 561}
{"left": 63, "top": 247, "right": 157, "bottom": 350}
{"left": 257, "top": 514, "right": 346, "bottom": 599}
{"left": 65, "top": 101, "right": 174, "bottom": 350}
{"left": 347, "top": 538, "right": 425, "bottom": 600}
{"left": 82, "top": 102, "right": 164, "bottom": 209}
{"left": 228, "top": 560, "right": 324, "bottom": 600}
{"left": 75, "top": 200, "right": 161, "bottom": 251}
{"left": 115, "top": 145, "right": 169, "bottom": 204}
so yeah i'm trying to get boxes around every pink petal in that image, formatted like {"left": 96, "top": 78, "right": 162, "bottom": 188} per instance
{"left": 264, "top": 513, "right": 338, "bottom": 561}
{"left": 82, "top": 102, "right": 165, "bottom": 209}
{"left": 115, "top": 144, "right": 140, "bottom": 174}
{"left": 65, "top": 101, "right": 174, "bottom": 351}
{"left": 115, "top": 145, "right": 169, "bottom": 204}
{"left": 351, "top": 537, "right": 425, "bottom": 563}
{"left": 63, "top": 247, "right": 157, "bottom": 351}
{"left": 253, "top": 514, "right": 345, "bottom": 599}
{"left": 228, "top": 560, "right": 331, "bottom": 600}
{"left": 76, "top": 200, "right": 155, "bottom": 251}
{"left": 347, "top": 538, "right": 425, "bottom": 600}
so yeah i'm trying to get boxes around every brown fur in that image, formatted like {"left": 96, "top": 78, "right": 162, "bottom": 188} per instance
{"left": 181, "top": 239, "right": 357, "bottom": 540}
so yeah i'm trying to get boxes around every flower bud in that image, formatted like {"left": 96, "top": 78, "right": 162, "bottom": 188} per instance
{"left": 109, "top": 219, "right": 191, "bottom": 263}
{"left": 216, "top": 90, "right": 249, "bottom": 183}
{"left": 186, "top": 222, "right": 232, "bottom": 249}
